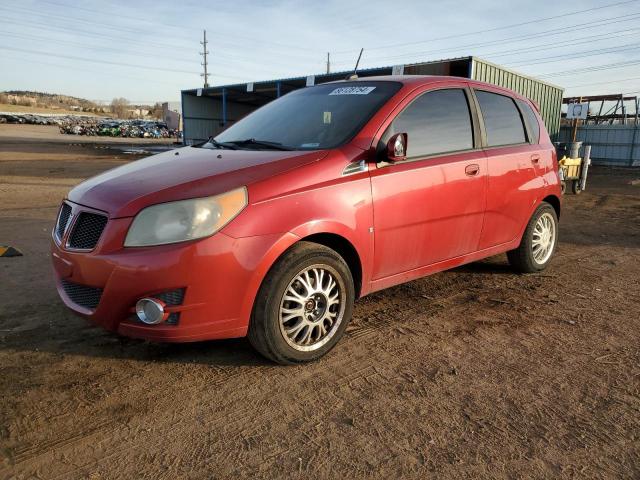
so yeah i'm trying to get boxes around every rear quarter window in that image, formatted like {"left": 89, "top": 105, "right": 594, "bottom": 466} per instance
{"left": 517, "top": 99, "right": 541, "bottom": 144}
{"left": 475, "top": 90, "right": 527, "bottom": 147}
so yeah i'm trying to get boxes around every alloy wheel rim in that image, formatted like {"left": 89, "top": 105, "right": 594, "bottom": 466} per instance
{"left": 532, "top": 212, "right": 556, "bottom": 265}
{"left": 279, "top": 265, "right": 345, "bottom": 352}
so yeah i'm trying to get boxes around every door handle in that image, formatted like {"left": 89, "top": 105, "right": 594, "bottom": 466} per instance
{"left": 531, "top": 154, "right": 540, "bottom": 164}
{"left": 465, "top": 164, "right": 480, "bottom": 176}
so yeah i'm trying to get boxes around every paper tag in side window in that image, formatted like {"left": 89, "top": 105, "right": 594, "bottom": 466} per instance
{"left": 329, "top": 86, "right": 376, "bottom": 95}
{"left": 323, "top": 112, "right": 332, "bottom": 124}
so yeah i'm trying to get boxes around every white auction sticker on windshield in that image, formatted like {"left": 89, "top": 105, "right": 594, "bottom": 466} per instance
{"left": 329, "top": 86, "right": 376, "bottom": 95}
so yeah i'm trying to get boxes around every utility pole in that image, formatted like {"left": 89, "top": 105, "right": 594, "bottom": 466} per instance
{"left": 326, "top": 52, "right": 330, "bottom": 74}
{"left": 200, "top": 30, "right": 210, "bottom": 88}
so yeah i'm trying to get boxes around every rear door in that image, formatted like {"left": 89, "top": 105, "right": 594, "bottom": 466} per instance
{"left": 472, "top": 89, "right": 540, "bottom": 249}
{"left": 369, "top": 85, "right": 487, "bottom": 279}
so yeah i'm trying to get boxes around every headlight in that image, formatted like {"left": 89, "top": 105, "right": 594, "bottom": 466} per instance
{"left": 124, "top": 187, "right": 247, "bottom": 247}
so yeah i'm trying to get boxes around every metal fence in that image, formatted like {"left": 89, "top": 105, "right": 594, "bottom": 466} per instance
{"left": 559, "top": 125, "right": 640, "bottom": 166}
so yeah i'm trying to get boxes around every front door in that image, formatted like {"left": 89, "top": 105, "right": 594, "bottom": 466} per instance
{"left": 369, "top": 87, "right": 487, "bottom": 280}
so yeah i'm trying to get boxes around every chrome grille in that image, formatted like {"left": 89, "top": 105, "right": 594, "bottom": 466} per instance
{"left": 68, "top": 212, "right": 108, "bottom": 250}
{"left": 56, "top": 203, "right": 72, "bottom": 239}
{"left": 61, "top": 280, "right": 103, "bottom": 310}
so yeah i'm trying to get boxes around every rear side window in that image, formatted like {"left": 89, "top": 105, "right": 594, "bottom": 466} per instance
{"left": 517, "top": 99, "right": 540, "bottom": 144}
{"left": 382, "top": 89, "right": 474, "bottom": 158}
{"left": 475, "top": 90, "right": 526, "bottom": 147}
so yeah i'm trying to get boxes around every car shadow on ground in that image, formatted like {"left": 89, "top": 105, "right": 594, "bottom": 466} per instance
{"left": 450, "top": 256, "right": 515, "bottom": 275}
{"left": 0, "top": 301, "right": 271, "bottom": 367}
{"left": 1, "top": 256, "right": 523, "bottom": 368}
{"left": 70, "top": 333, "right": 270, "bottom": 367}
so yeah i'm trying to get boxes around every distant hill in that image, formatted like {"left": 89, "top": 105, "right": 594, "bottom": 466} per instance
{"left": 0, "top": 91, "right": 106, "bottom": 114}
{"left": 0, "top": 91, "right": 178, "bottom": 119}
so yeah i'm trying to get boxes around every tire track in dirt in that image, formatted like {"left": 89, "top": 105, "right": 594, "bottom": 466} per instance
{"left": 9, "top": 419, "right": 115, "bottom": 466}
{"left": 3, "top": 247, "right": 613, "bottom": 477}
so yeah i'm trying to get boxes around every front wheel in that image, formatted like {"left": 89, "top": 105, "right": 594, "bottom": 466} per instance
{"left": 507, "top": 203, "right": 558, "bottom": 273}
{"left": 248, "top": 242, "right": 355, "bottom": 365}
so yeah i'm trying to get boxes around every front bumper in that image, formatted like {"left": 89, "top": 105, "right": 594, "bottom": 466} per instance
{"left": 51, "top": 215, "right": 290, "bottom": 342}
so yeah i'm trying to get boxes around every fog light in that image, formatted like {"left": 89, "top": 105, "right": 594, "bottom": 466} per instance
{"left": 136, "top": 298, "right": 168, "bottom": 325}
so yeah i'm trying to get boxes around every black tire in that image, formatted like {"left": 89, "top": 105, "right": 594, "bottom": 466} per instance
{"left": 248, "top": 241, "right": 355, "bottom": 365}
{"left": 507, "top": 202, "right": 558, "bottom": 273}
{"left": 572, "top": 180, "right": 581, "bottom": 195}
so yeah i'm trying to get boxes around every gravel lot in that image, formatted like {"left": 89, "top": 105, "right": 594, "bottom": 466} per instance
{"left": 1, "top": 125, "right": 639, "bottom": 479}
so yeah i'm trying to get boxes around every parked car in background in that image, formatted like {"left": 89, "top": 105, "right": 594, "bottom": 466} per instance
{"left": 51, "top": 76, "right": 561, "bottom": 364}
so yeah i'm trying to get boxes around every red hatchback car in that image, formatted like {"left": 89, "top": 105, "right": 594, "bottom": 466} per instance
{"left": 51, "top": 76, "right": 561, "bottom": 364}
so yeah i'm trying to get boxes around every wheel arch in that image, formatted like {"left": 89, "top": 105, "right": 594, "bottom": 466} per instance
{"left": 298, "top": 232, "right": 363, "bottom": 299}
{"left": 542, "top": 194, "right": 561, "bottom": 219}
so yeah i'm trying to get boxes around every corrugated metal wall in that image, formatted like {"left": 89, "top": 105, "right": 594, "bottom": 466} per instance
{"left": 558, "top": 125, "right": 640, "bottom": 166}
{"left": 181, "top": 94, "right": 256, "bottom": 144}
{"left": 182, "top": 94, "right": 220, "bottom": 145}
{"left": 471, "top": 58, "right": 564, "bottom": 141}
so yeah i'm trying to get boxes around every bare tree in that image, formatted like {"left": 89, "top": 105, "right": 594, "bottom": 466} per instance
{"left": 110, "top": 97, "right": 130, "bottom": 119}
{"left": 149, "top": 102, "right": 163, "bottom": 120}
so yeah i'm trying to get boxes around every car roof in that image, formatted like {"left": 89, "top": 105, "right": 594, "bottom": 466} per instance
{"left": 335, "top": 75, "right": 530, "bottom": 102}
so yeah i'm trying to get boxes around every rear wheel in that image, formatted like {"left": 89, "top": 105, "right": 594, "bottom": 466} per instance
{"left": 248, "top": 242, "right": 355, "bottom": 365}
{"left": 507, "top": 203, "right": 558, "bottom": 273}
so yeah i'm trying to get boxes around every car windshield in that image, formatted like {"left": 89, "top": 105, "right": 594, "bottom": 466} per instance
{"left": 201, "top": 81, "right": 401, "bottom": 151}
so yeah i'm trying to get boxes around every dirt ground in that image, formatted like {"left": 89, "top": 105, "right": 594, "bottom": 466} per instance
{"left": 1, "top": 125, "right": 639, "bottom": 479}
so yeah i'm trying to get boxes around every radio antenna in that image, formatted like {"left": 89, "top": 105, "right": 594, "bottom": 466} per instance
{"left": 346, "top": 48, "right": 364, "bottom": 80}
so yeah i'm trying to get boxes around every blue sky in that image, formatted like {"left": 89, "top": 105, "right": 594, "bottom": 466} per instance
{"left": 1, "top": 0, "right": 639, "bottom": 103}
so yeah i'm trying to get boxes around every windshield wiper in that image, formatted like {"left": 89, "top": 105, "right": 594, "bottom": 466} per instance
{"left": 223, "top": 138, "right": 294, "bottom": 151}
{"left": 199, "top": 137, "right": 238, "bottom": 150}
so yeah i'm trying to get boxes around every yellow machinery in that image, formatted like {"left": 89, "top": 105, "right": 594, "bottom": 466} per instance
{"left": 557, "top": 144, "right": 592, "bottom": 195}
{"left": 558, "top": 156, "right": 583, "bottom": 194}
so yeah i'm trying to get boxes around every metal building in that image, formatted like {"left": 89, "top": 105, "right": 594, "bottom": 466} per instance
{"left": 181, "top": 56, "right": 564, "bottom": 145}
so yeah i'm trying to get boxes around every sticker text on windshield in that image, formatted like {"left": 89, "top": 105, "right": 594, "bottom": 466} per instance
{"left": 329, "top": 86, "right": 376, "bottom": 95}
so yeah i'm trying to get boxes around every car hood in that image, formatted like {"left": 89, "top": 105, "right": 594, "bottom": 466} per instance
{"left": 68, "top": 146, "right": 327, "bottom": 217}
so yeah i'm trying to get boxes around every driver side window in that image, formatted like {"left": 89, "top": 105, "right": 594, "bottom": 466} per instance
{"left": 381, "top": 88, "right": 474, "bottom": 159}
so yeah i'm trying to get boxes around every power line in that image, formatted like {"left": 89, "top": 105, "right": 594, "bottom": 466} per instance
{"left": 0, "top": 13, "right": 191, "bottom": 53}
{"left": 35, "top": 0, "right": 322, "bottom": 53}
{"left": 537, "top": 59, "right": 640, "bottom": 78}
{"left": 365, "top": 26, "right": 640, "bottom": 71}
{"left": 331, "top": 12, "right": 640, "bottom": 65}
{"left": 0, "top": 12, "right": 316, "bottom": 67}
{"left": 332, "top": 0, "right": 640, "bottom": 54}
{"left": 0, "top": 45, "right": 202, "bottom": 76}
{"left": 0, "top": 29, "right": 313, "bottom": 80}
{"left": 0, "top": 31, "right": 195, "bottom": 65}
{"left": 0, "top": 3, "right": 195, "bottom": 42}
{"left": 0, "top": 26, "right": 317, "bottom": 80}
{"left": 566, "top": 76, "right": 640, "bottom": 88}
{"left": 2, "top": 5, "right": 312, "bottom": 61}
{"left": 505, "top": 42, "right": 640, "bottom": 68}
{"left": 0, "top": 54, "right": 187, "bottom": 88}
{"left": 473, "top": 28, "right": 640, "bottom": 61}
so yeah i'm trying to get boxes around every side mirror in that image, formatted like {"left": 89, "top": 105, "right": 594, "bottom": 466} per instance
{"left": 386, "top": 133, "right": 408, "bottom": 162}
